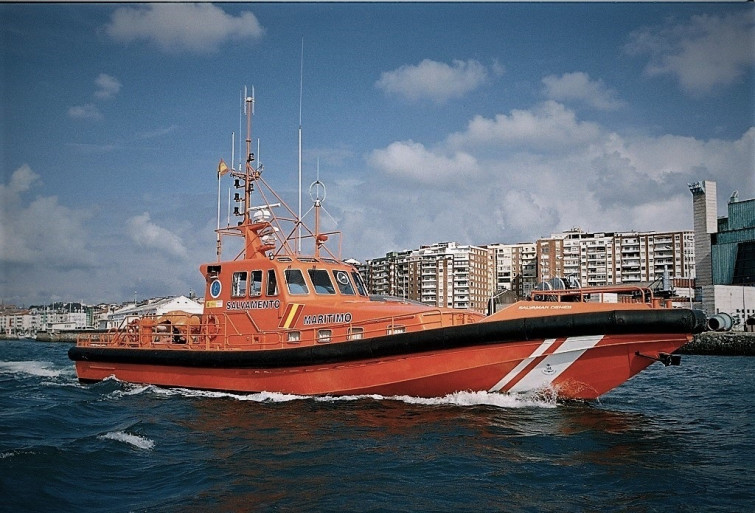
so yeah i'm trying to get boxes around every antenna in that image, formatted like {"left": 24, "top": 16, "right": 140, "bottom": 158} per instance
{"left": 297, "top": 38, "right": 304, "bottom": 254}
{"left": 238, "top": 89, "right": 243, "bottom": 170}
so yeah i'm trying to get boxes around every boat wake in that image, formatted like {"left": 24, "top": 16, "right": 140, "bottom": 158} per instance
{"left": 109, "top": 381, "right": 557, "bottom": 409}
{"left": 0, "top": 360, "right": 63, "bottom": 378}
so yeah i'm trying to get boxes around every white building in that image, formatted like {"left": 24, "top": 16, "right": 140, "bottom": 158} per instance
{"left": 0, "top": 308, "right": 88, "bottom": 336}
{"left": 98, "top": 296, "right": 203, "bottom": 329}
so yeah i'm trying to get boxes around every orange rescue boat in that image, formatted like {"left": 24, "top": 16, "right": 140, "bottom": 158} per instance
{"left": 69, "top": 93, "right": 706, "bottom": 400}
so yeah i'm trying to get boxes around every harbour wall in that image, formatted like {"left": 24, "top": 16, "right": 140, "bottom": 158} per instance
{"left": 676, "top": 332, "right": 755, "bottom": 356}
{"left": 34, "top": 330, "right": 107, "bottom": 343}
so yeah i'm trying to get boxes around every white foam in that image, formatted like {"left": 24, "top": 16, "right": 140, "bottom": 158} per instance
{"left": 388, "top": 390, "right": 558, "bottom": 409}
{"left": 99, "top": 431, "right": 155, "bottom": 450}
{"left": 0, "top": 360, "right": 62, "bottom": 378}
{"left": 137, "top": 386, "right": 306, "bottom": 403}
{"left": 102, "top": 381, "right": 557, "bottom": 409}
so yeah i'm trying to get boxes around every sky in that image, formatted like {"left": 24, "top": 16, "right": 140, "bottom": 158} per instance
{"left": 1, "top": 2, "right": 753, "bottom": 306}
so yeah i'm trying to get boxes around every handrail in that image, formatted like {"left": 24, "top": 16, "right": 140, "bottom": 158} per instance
{"left": 76, "top": 307, "right": 480, "bottom": 351}
{"left": 532, "top": 284, "right": 655, "bottom": 303}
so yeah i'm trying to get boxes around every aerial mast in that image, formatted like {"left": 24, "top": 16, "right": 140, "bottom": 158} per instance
{"left": 244, "top": 87, "right": 255, "bottom": 226}
{"left": 297, "top": 38, "right": 304, "bottom": 254}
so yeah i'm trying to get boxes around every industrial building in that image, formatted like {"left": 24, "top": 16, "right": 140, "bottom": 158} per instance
{"left": 689, "top": 180, "right": 754, "bottom": 326}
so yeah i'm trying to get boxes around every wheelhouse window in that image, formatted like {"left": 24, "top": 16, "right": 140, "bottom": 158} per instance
{"left": 231, "top": 271, "right": 248, "bottom": 297}
{"left": 266, "top": 269, "right": 278, "bottom": 296}
{"left": 285, "top": 269, "right": 309, "bottom": 295}
{"left": 351, "top": 271, "right": 369, "bottom": 296}
{"left": 333, "top": 270, "right": 356, "bottom": 295}
{"left": 250, "top": 270, "right": 263, "bottom": 297}
{"left": 308, "top": 269, "right": 336, "bottom": 294}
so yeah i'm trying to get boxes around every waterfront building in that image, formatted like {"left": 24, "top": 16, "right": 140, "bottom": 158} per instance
{"left": 406, "top": 242, "right": 493, "bottom": 313}
{"left": 98, "top": 295, "right": 203, "bottom": 329}
{"left": 362, "top": 230, "right": 694, "bottom": 314}
{"left": 0, "top": 305, "right": 88, "bottom": 338}
{"left": 689, "top": 180, "right": 755, "bottom": 324}
{"left": 360, "top": 243, "right": 493, "bottom": 314}
{"left": 359, "top": 250, "right": 411, "bottom": 298}
{"left": 485, "top": 242, "right": 537, "bottom": 298}
{"left": 533, "top": 228, "right": 695, "bottom": 287}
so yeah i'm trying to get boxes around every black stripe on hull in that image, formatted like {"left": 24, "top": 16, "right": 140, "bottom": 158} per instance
{"left": 68, "top": 309, "right": 706, "bottom": 369}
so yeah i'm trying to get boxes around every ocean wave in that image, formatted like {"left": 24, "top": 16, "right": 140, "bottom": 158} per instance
{"left": 98, "top": 431, "right": 155, "bottom": 450}
{"left": 0, "top": 360, "right": 62, "bottom": 378}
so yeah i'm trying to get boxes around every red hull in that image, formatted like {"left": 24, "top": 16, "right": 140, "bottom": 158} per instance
{"left": 73, "top": 333, "right": 690, "bottom": 400}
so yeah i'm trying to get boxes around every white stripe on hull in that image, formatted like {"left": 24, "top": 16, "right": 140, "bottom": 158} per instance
{"left": 490, "top": 335, "right": 604, "bottom": 393}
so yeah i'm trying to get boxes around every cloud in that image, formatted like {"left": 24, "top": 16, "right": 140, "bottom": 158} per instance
{"left": 340, "top": 102, "right": 753, "bottom": 260}
{"left": 376, "top": 59, "right": 495, "bottom": 103}
{"left": 447, "top": 100, "right": 602, "bottom": 152}
{"left": 0, "top": 165, "right": 95, "bottom": 269}
{"left": 542, "top": 72, "right": 625, "bottom": 111}
{"left": 137, "top": 124, "right": 179, "bottom": 140}
{"left": 105, "top": 4, "right": 265, "bottom": 54}
{"left": 94, "top": 73, "right": 122, "bottom": 99}
{"left": 367, "top": 140, "right": 479, "bottom": 185}
{"left": 625, "top": 13, "right": 755, "bottom": 96}
{"left": 126, "top": 212, "right": 188, "bottom": 258}
{"left": 68, "top": 103, "right": 102, "bottom": 120}
{"left": 68, "top": 74, "right": 121, "bottom": 120}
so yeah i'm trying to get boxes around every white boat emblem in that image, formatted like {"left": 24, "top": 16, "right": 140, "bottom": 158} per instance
{"left": 542, "top": 363, "right": 556, "bottom": 375}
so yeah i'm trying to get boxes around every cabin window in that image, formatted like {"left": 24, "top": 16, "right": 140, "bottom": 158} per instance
{"left": 387, "top": 325, "right": 406, "bottom": 335}
{"left": 351, "top": 271, "right": 369, "bottom": 296}
{"left": 348, "top": 327, "right": 363, "bottom": 340}
{"left": 231, "top": 271, "right": 248, "bottom": 297}
{"left": 250, "top": 270, "right": 263, "bottom": 297}
{"left": 333, "top": 270, "right": 356, "bottom": 295}
{"left": 317, "top": 329, "right": 332, "bottom": 343}
{"left": 285, "top": 269, "right": 309, "bottom": 295}
{"left": 287, "top": 331, "right": 301, "bottom": 343}
{"left": 308, "top": 269, "right": 336, "bottom": 294}
{"left": 266, "top": 269, "right": 278, "bottom": 296}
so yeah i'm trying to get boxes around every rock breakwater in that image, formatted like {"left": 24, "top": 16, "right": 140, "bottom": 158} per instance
{"left": 677, "top": 332, "right": 755, "bottom": 356}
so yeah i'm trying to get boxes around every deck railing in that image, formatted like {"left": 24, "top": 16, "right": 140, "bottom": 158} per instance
{"left": 76, "top": 308, "right": 481, "bottom": 351}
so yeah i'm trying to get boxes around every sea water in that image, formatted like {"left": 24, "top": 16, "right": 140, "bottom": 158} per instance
{"left": 1, "top": 339, "right": 753, "bottom": 512}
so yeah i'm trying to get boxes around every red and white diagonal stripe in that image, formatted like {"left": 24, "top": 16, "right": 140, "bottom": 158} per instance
{"left": 490, "top": 335, "right": 604, "bottom": 393}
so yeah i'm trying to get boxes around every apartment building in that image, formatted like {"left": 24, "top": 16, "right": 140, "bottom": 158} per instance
{"left": 359, "top": 250, "right": 411, "bottom": 298}
{"left": 486, "top": 242, "right": 537, "bottom": 298}
{"left": 534, "top": 228, "right": 695, "bottom": 286}
{"left": 361, "top": 242, "right": 493, "bottom": 314}
{"left": 0, "top": 308, "right": 88, "bottom": 336}
{"left": 359, "top": 230, "right": 694, "bottom": 313}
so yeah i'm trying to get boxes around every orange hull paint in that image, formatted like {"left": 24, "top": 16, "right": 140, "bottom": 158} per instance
{"left": 73, "top": 333, "right": 691, "bottom": 400}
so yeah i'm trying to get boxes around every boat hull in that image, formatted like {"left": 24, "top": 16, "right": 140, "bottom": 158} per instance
{"left": 69, "top": 309, "right": 704, "bottom": 400}
{"left": 72, "top": 334, "right": 688, "bottom": 400}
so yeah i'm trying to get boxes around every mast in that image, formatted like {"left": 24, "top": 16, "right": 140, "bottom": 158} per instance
{"left": 297, "top": 38, "right": 304, "bottom": 254}
{"left": 244, "top": 88, "right": 254, "bottom": 226}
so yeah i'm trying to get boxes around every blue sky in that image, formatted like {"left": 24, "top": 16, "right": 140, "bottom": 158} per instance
{"left": 2, "top": 2, "right": 753, "bottom": 306}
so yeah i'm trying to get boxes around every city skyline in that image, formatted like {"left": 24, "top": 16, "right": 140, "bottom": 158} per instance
{"left": 2, "top": 3, "right": 753, "bottom": 306}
